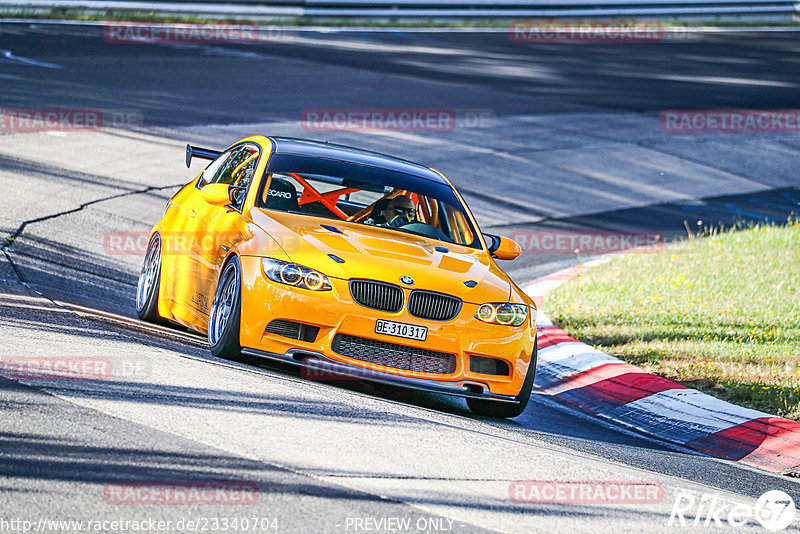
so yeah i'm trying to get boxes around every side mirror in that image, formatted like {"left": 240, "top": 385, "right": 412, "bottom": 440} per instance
{"left": 200, "top": 183, "right": 234, "bottom": 206}
{"left": 484, "top": 233, "right": 522, "bottom": 261}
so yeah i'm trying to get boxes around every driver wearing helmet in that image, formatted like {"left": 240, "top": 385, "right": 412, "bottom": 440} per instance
{"left": 380, "top": 195, "right": 417, "bottom": 228}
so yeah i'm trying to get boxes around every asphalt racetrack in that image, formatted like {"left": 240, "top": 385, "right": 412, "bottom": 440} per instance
{"left": 1, "top": 22, "right": 799, "bottom": 532}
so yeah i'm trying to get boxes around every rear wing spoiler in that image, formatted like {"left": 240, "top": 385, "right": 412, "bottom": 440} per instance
{"left": 186, "top": 144, "right": 222, "bottom": 168}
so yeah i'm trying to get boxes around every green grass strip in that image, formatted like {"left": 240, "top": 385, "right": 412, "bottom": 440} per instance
{"left": 548, "top": 219, "right": 800, "bottom": 420}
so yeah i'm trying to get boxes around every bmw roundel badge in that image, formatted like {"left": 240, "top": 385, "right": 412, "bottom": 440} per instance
{"left": 400, "top": 276, "right": 414, "bottom": 285}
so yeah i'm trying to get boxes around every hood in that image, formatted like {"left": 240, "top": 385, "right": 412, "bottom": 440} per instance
{"left": 248, "top": 209, "right": 511, "bottom": 304}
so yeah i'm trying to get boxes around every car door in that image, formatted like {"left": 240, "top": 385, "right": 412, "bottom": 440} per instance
{"left": 188, "top": 143, "right": 260, "bottom": 323}
{"left": 158, "top": 148, "right": 233, "bottom": 327}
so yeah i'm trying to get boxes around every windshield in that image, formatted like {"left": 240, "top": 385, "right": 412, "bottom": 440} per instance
{"left": 256, "top": 154, "right": 480, "bottom": 249}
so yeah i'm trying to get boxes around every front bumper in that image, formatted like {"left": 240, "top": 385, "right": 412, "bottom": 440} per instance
{"left": 238, "top": 256, "right": 536, "bottom": 398}
{"left": 241, "top": 347, "right": 519, "bottom": 402}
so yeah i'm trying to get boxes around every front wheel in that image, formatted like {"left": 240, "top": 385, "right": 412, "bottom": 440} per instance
{"left": 467, "top": 338, "right": 537, "bottom": 419}
{"left": 208, "top": 257, "right": 243, "bottom": 358}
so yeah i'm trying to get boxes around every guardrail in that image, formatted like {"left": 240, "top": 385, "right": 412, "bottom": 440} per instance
{"left": 1, "top": 0, "right": 797, "bottom": 20}
{"left": 305, "top": 0, "right": 798, "bottom": 19}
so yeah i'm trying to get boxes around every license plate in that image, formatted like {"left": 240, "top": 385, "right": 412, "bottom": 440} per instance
{"left": 375, "top": 319, "right": 427, "bottom": 341}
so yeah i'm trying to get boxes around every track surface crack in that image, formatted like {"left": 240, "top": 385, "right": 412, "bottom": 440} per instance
{"left": 2, "top": 183, "right": 182, "bottom": 284}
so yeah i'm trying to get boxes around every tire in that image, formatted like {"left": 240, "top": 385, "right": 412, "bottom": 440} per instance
{"left": 136, "top": 233, "right": 168, "bottom": 325}
{"left": 208, "top": 256, "right": 242, "bottom": 358}
{"left": 467, "top": 338, "right": 538, "bottom": 419}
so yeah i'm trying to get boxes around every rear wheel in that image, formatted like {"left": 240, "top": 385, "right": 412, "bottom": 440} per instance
{"left": 467, "top": 339, "right": 537, "bottom": 419}
{"left": 208, "top": 257, "right": 242, "bottom": 358}
{"left": 136, "top": 233, "right": 168, "bottom": 325}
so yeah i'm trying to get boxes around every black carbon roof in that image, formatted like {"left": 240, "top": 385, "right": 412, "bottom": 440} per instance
{"left": 267, "top": 137, "right": 447, "bottom": 184}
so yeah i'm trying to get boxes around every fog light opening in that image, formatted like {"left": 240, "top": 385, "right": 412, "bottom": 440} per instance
{"left": 463, "top": 383, "right": 485, "bottom": 395}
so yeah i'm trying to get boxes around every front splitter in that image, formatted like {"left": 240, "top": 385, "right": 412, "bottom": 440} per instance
{"left": 241, "top": 347, "right": 518, "bottom": 403}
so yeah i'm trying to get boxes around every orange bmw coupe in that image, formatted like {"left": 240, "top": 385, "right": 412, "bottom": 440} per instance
{"left": 136, "top": 136, "right": 537, "bottom": 417}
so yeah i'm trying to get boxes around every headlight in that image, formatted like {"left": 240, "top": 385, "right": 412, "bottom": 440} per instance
{"left": 475, "top": 303, "right": 527, "bottom": 327}
{"left": 262, "top": 258, "right": 331, "bottom": 291}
